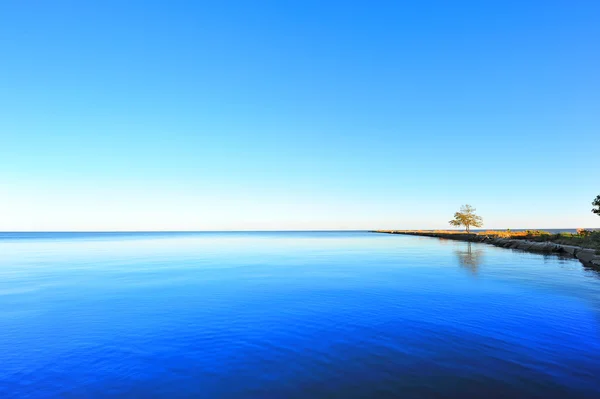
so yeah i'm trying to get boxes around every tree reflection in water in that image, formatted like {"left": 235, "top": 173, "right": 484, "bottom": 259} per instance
{"left": 455, "top": 242, "right": 484, "bottom": 274}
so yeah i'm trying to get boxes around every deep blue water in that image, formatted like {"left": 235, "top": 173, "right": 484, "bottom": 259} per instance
{"left": 1, "top": 231, "right": 599, "bottom": 398}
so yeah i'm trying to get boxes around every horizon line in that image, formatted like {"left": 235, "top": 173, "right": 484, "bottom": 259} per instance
{"left": 1, "top": 228, "right": 597, "bottom": 234}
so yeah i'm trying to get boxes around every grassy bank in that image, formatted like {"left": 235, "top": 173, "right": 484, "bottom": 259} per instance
{"left": 375, "top": 229, "right": 600, "bottom": 252}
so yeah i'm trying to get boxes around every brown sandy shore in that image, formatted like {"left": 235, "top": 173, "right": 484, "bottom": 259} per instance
{"left": 372, "top": 230, "right": 600, "bottom": 267}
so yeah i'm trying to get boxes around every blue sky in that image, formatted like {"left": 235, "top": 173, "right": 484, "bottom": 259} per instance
{"left": 1, "top": 1, "right": 599, "bottom": 231}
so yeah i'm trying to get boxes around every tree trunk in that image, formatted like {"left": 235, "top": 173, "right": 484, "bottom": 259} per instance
{"left": 466, "top": 224, "right": 470, "bottom": 233}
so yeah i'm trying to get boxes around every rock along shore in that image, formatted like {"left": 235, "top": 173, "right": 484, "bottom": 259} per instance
{"left": 372, "top": 231, "right": 600, "bottom": 267}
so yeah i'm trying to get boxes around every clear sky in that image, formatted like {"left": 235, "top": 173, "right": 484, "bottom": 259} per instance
{"left": 1, "top": 1, "right": 599, "bottom": 231}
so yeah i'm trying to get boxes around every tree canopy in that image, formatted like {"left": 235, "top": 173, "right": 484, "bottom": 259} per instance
{"left": 449, "top": 204, "right": 483, "bottom": 233}
{"left": 593, "top": 195, "right": 600, "bottom": 216}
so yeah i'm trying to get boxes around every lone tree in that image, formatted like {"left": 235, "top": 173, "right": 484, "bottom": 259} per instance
{"left": 449, "top": 204, "right": 483, "bottom": 233}
{"left": 593, "top": 195, "right": 600, "bottom": 216}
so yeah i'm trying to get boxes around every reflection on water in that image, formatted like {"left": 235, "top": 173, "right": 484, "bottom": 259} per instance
{"left": 454, "top": 242, "right": 484, "bottom": 274}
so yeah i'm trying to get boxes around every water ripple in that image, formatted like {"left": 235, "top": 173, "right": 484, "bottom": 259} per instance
{"left": 0, "top": 232, "right": 599, "bottom": 398}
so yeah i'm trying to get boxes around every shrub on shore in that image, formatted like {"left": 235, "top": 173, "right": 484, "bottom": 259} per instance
{"left": 507, "top": 230, "right": 599, "bottom": 250}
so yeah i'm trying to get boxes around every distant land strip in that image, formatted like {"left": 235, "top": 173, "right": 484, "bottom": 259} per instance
{"left": 372, "top": 230, "right": 600, "bottom": 267}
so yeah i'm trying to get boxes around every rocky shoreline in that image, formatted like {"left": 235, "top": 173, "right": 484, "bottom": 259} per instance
{"left": 373, "top": 231, "right": 600, "bottom": 267}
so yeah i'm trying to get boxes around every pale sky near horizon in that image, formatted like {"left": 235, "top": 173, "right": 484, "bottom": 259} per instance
{"left": 1, "top": 1, "right": 599, "bottom": 231}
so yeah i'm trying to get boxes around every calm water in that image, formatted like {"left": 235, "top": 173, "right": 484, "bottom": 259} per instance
{"left": 1, "top": 232, "right": 599, "bottom": 398}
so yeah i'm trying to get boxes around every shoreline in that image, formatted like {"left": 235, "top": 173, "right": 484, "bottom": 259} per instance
{"left": 372, "top": 230, "right": 600, "bottom": 267}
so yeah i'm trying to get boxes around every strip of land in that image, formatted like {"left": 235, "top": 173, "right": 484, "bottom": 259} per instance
{"left": 372, "top": 230, "right": 600, "bottom": 267}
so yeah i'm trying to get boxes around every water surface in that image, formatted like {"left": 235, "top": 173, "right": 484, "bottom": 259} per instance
{"left": 1, "top": 231, "right": 599, "bottom": 398}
